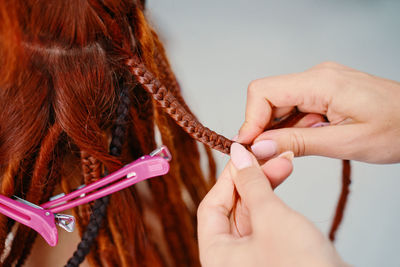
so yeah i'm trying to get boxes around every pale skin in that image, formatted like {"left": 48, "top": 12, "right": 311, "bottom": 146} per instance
{"left": 239, "top": 61, "right": 400, "bottom": 163}
{"left": 198, "top": 62, "right": 400, "bottom": 266}
{"left": 198, "top": 143, "right": 347, "bottom": 267}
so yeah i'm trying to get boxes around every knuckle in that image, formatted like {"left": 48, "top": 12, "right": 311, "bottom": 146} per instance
{"left": 242, "top": 119, "right": 264, "bottom": 132}
{"left": 308, "top": 62, "right": 343, "bottom": 87}
{"left": 319, "top": 67, "right": 338, "bottom": 82}
{"left": 288, "top": 131, "right": 306, "bottom": 156}
{"left": 247, "top": 79, "right": 261, "bottom": 95}
{"left": 313, "top": 66, "right": 343, "bottom": 90}
{"left": 315, "top": 61, "right": 340, "bottom": 69}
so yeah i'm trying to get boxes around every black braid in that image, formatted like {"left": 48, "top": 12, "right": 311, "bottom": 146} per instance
{"left": 65, "top": 196, "right": 110, "bottom": 267}
{"left": 65, "top": 80, "right": 131, "bottom": 267}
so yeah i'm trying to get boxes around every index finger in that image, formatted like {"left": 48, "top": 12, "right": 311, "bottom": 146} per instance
{"left": 238, "top": 71, "right": 334, "bottom": 144}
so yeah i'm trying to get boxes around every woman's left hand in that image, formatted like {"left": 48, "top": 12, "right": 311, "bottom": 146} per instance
{"left": 197, "top": 143, "right": 347, "bottom": 267}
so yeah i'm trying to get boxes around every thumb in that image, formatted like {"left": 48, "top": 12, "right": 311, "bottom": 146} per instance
{"left": 229, "top": 143, "right": 275, "bottom": 211}
{"left": 252, "top": 123, "right": 366, "bottom": 160}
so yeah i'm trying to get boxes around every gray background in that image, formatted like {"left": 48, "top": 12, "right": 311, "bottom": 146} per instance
{"left": 148, "top": 1, "right": 400, "bottom": 266}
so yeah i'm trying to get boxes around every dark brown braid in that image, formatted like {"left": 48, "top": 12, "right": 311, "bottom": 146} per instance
{"left": 66, "top": 79, "right": 132, "bottom": 266}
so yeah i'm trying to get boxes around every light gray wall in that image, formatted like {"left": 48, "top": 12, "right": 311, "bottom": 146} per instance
{"left": 147, "top": 1, "right": 400, "bottom": 266}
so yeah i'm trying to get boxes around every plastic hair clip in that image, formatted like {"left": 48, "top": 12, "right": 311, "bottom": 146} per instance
{"left": 0, "top": 146, "right": 171, "bottom": 246}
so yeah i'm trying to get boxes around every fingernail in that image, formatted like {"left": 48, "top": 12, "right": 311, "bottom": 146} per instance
{"left": 230, "top": 143, "right": 253, "bottom": 170}
{"left": 278, "top": 151, "right": 294, "bottom": 161}
{"left": 311, "top": 122, "right": 330, "bottom": 128}
{"left": 232, "top": 135, "right": 239, "bottom": 142}
{"left": 251, "top": 140, "right": 277, "bottom": 159}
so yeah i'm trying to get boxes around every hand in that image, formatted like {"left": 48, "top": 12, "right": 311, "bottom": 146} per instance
{"left": 237, "top": 62, "right": 400, "bottom": 163}
{"left": 197, "top": 143, "right": 347, "bottom": 267}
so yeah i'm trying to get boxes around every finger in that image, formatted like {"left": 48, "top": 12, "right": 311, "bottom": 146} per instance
{"left": 229, "top": 143, "right": 275, "bottom": 211}
{"left": 261, "top": 152, "right": 294, "bottom": 189}
{"left": 251, "top": 114, "right": 326, "bottom": 160}
{"left": 197, "top": 163, "right": 235, "bottom": 249}
{"left": 238, "top": 83, "right": 273, "bottom": 144}
{"left": 251, "top": 113, "right": 326, "bottom": 160}
{"left": 230, "top": 153, "right": 294, "bottom": 237}
{"left": 238, "top": 71, "right": 336, "bottom": 144}
{"left": 253, "top": 123, "right": 368, "bottom": 160}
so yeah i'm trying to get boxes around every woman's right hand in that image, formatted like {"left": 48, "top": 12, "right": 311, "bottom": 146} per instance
{"left": 237, "top": 62, "right": 400, "bottom": 164}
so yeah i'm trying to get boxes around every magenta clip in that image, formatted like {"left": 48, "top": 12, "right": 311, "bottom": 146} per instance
{"left": 0, "top": 146, "right": 171, "bottom": 247}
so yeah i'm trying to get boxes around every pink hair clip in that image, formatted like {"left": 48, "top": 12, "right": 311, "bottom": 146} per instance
{"left": 0, "top": 146, "right": 171, "bottom": 246}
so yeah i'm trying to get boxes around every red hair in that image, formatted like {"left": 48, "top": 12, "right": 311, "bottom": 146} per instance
{"left": 0, "top": 0, "right": 350, "bottom": 266}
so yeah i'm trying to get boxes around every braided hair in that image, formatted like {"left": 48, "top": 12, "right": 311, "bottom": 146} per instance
{"left": 0, "top": 1, "right": 350, "bottom": 266}
{"left": 66, "top": 80, "right": 132, "bottom": 266}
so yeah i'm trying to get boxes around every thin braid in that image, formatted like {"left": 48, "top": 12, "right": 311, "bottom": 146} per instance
{"left": 81, "top": 152, "right": 102, "bottom": 184}
{"left": 131, "top": 13, "right": 210, "bottom": 263}
{"left": 153, "top": 107, "right": 200, "bottom": 265}
{"left": 329, "top": 160, "right": 351, "bottom": 241}
{"left": 152, "top": 15, "right": 217, "bottom": 188}
{"left": 82, "top": 4, "right": 158, "bottom": 265}
{"left": 129, "top": 61, "right": 233, "bottom": 154}
{"left": 129, "top": 59, "right": 311, "bottom": 155}
{"left": 151, "top": 42, "right": 211, "bottom": 263}
{"left": 154, "top": 41, "right": 216, "bottom": 186}
{"left": 128, "top": 98, "right": 187, "bottom": 265}
{"left": 153, "top": 41, "right": 216, "bottom": 192}
{"left": 127, "top": 105, "right": 167, "bottom": 266}
{"left": 77, "top": 152, "right": 102, "bottom": 232}
{"left": 127, "top": 86, "right": 171, "bottom": 265}
{"left": 204, "top": 146, "right": 217, "bottom": 186}
{"left": 153, "top": 39, "right": 189, "bottom": 111}
{"left": 151, "top": 50, "right": 211, "bottom": 208}
{"left": 66, "top": 196, "right": 110, "bottom": 267}
{"left": 76, "top": 152, "right": 104, "bottom": 266}
{"left": 78, "top": 152, "right": 102, "bottom": 232}
{"left": 66, "top": 79, "right": 131, "bottom": 267}
{"left": 62, "top": 153, "right": 121, "bottom": 267}
{"left": 130, "top": 58, "right": 352, "bottom": 244}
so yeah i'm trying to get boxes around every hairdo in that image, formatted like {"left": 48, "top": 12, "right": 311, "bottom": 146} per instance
{"left": 0, "top": 0, "right": 350, "bottom": 266}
